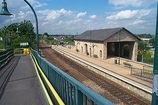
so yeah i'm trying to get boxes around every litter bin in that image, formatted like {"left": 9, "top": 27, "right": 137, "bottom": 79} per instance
{"left": 114, "top": 59, "right": 117, "bottom": 64}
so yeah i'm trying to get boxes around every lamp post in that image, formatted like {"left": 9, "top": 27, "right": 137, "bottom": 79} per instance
{"left": 0, "top": 0, "right": 39, "bottom": 53}
{"left": 23, "top": 0, "right": 39, "bottom": 53}
{"left": 152, "top": 1, "right": 158, "bottom": 105}
{"left": 113, "top": 29, "right": 121, "bottom": 65}
{"left": 25, "top": 27, "right": 34, "bottom": 48}
{"left": 113, "top": 28, "right": 126, "bottom": 64}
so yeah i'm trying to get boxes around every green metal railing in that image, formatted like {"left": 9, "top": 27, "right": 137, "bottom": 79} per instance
{"left": 31, "top": 48, "right": 114, "bottom": 105}
{"left": 0, "top": 49, "right": 14, "bottom": 68}
{"left": 131, "top": 65, "right": 153, "bottom": 79}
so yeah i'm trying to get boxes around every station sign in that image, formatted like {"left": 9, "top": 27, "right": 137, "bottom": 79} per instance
{"left": 20, "top": 42, "right": 29, "bottom": 46}
{"left": 0, "top": 37, "right": 2, "bottom": 41}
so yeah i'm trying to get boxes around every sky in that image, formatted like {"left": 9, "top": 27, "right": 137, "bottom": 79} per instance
{"left": 0, "top": 0, "right": 157, "bottom": 35}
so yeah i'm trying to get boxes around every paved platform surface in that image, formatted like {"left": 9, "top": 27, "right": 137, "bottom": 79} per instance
{"left": 51, "top": 45, "right": 153, "bottom": 88}
{"left": 0, "top": 55, "right": 47, "bottom": 105}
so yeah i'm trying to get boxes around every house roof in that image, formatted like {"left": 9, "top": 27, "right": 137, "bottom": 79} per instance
{"left": 74, "top": 27, "right": 140, "bottom": 41}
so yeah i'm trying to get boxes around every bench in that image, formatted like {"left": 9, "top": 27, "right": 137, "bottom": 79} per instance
{"left": 123, "top": 62, "right": 132, "bottom": 68}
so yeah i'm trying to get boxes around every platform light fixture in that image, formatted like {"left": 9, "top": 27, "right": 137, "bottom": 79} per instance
{"left": 0, "top": 0, "right": 12, "bottom": 15}
{"left": 16, "top": 27, "right": 20, "bottom": 34}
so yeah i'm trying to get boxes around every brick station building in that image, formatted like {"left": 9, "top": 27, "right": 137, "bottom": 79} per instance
{"left": 74, "top": 27, "right": 140, "bottom": 61}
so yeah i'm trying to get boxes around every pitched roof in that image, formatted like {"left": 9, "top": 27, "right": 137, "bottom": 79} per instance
{"left": 74, "top": 27, "right": 139, "bottom": 41}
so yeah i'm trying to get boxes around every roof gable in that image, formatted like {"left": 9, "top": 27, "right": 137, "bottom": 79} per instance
{"left": 74, "top": 27, "right": 140, "bottom": 41}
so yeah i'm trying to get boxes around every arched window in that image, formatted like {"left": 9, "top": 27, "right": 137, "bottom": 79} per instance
{"left": 81, "top": 46, "right": 83, "bottom": 52}
{"left": 84, "top": 44, "right": 88, "bottom": 55}
{"left": 100, "top": 50, "right": 102, "bottom": 58}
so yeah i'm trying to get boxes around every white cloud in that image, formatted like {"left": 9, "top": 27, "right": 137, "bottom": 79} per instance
{"left": 8, "top": 0, "right": 47, "bottom": 10}
{"left": 106, "top": 10, "right": 137, "bottom": 20}
{"left": 58, "top": 20, "right": 64, "bottom": 25}
{"left": 108, "top": 0, "right": 142, "bottom": 7}
{"left": 26, "top": 0, "right": 47, "bottom": 8}
{"left": 45, "top": 11, "right": 61, "bottom": 20}
{"left": 89, "top": 15, "right": 96, "bottom": 19}
{"left": 130, "top": 19, "right": 145, "bottom": 25}
{"left": 106, "top": 9, "right": 151, "bottom": 20}
{"left": 18, "top": 11, "right": 25, "bottom": 20}
{"left": 108, "top": 0, "right": 155, "bottom": 7}
{"left": 41, "top": 22, "right": 49, "bottom": 26}
{"left": 34, "top": 2, "right": 47, "bottom": 8}
{"left": 37, "top": 9, "right": 52, "bottom": 15}
{"left": 137, "top": 9, "right": 151, "bottom": 19}
{"left": 59, "top": 9, "right": 72, "bottom": 15}
{"left": 43, "top": 9, "right": 72, "bottom": 21}
{"left": 0, "top": 0, "right": 156, "bottom": 35}
{"left": 66, "top": 19, "right": 82, "bottom": 25}
{"left": 77, "top": 12, "right": 87, "bottom": 18}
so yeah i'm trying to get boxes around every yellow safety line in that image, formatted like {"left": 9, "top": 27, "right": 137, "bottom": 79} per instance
{"left": 31, "top": 53, "right": 65, "bottom": 105}
{"left": 30, "top": 54, "right": 53, "bottom": 105}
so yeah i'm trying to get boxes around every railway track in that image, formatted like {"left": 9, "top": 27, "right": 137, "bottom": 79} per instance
{"left": 39, "top": 42, "right": 151, "bottom": 105}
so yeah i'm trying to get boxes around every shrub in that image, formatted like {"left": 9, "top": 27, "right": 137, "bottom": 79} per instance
{"left": 143, "top": 53, "right": 154, "bottom": 64}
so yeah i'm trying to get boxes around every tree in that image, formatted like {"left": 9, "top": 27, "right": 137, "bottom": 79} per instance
{"left": 138, "top": 41, "right": 150, "bottom": 62}
{"left": 149, "top": 37, "right": 155, "bottom": 47}
{"left": 137, "top": 34, "right": 153, "bottom": 38}
{"left": 0, "top": 20, "right": 36, "bottom": 49}
{"left": 43, "top": 32, "right": 49, "bottom": 37}
{"left": 63, "top": 35, "right": 74, "bottom": 45}
{"left": 0, "top": 29, "right": 4, "bottom": 49}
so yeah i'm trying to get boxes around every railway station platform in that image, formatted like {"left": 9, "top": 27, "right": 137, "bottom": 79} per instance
{"left": 51, "top": 45, "right": 153, "bottom": 88}
{"left": 0, "top": 44, "right": 153, "bottom": 104}
{"left": 0, "top": 54, "right": 48, "bottom": 105}
{"left": 1, "top": 49, "right": 114, "bottom": 105}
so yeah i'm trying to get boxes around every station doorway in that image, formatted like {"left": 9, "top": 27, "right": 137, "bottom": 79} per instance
{"left": 107, "top": 42, "right": 132, "bottom": 59}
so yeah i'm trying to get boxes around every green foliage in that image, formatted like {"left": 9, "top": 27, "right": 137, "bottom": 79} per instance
{"left": 0, "top": 28, "right": 3, "bottom": 37}
{"left": 138, "top": 40, "right": 150, "bottom": 62}
{"left": 44, "top": 35, "right": 56, "bottom": 44}
{"left": 47, "top": 36, "right": 54, "bottom": 40}
{"left": 43, "top": 35, "right": 75, "bottom": 45}
{"left": 43, "top": 32, "right": 49, "bottom": 37}
{"left": 12, "top": 35, "right": 29, "bottom": 48}
{"left": 138, "top": 41, "right": 150, "bottom": 55}
{"left": 0, "top": 20, "right": 36, "bottom": 49}
{"left": 0, "top": 41, "right": 4, "bottom": 49}
{"left": 137, "top": 34, "right": 153, "bottom": 38}
{"left": 63, "top": 36, "right": 74, "bottom": 45}
{"left": 0, "top": 29, "right": 4, "bottom": 49}
{"left": 143, "top": 53, "right": 154, "bottom": 64}
{"left": 14, "top": 48, "right": 23, "bottom": 54}
{"left": 149, "top": 38, "right": 155, "bottom": 47}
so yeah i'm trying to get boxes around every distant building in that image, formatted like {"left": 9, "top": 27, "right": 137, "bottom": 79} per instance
{"left": 140, "top": 38, "right": 151, "bottom": 43}
{"left": 74, "top": 27, "right": 140, "bottom": 61}
{"left": 140, "top": 37, "right": 154, "bottom": 48}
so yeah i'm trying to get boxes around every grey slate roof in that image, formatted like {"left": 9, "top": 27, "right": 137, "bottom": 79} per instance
{"left": 74, "top": 27, "right": 139, "bottom": 41}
